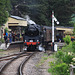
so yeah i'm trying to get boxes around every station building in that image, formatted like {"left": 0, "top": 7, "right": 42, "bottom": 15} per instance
{"left": 0, "top": 15, "right": 27, "bottom": 39}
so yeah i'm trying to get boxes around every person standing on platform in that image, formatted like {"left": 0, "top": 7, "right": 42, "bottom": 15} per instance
{"left": 6, "top": 32, "right": 8, "bottom": 37}
{"left": 4, "top": 33, "right": 8, "bottom": 48}
{"left": 12, "top": 31, "right": 14, "bottom": 41}
{"left": 9, "top": 32, "right": 12, "bottom": 43}
{"left": 13, "top": 32, "right": 15, "bottom": 42}
{"left": 17, "top": 32, "right": 20, "bottom": 41}
{"left": 12, "top": 31, "right": 15, "bottom": 42}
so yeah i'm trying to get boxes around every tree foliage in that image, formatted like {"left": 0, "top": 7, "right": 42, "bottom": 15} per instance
{"left": 11, "top": 0, "right": 75, "bottom": 26}
{"left": 48, "top": 0, "right": 75, "bottom": 26}
{"left": 0, "top": 0, "right": 11, "bottom": 25}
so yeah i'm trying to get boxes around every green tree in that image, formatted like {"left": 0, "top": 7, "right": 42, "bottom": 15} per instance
{"left": 11, "top": 0, "right": 75, "bottom": 26}
{"left": 0, "top": 0, "right": 11, "bottom": 26}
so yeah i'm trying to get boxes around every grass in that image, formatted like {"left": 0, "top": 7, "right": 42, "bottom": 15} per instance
{"left": 36, "top": 55, "right": 49, "bottom": 67}
{"left": 0, "top": 49, "right": 4, "bottom": 51}
{"left": 36, "top": 52, "right": 56, "bottom": 67}
{"left": 0, "top": 49, "right": 5, "bottom": 57}
{"left": 49, "top": 53, "right": 55, "bottom": 58}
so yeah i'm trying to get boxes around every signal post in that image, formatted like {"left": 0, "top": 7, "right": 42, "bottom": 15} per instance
{"left": 52, "top": 11, "right": 59, "bottom": 51}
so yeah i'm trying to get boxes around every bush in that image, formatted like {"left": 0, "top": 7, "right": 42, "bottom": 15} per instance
{"left": 62, "top": 54, "right": 73, "bottom": 64}
{"left": 72, "top": 41, "right": 75, "bottom": 52}
{"left": 55, "top": 50, "right": 73, "bottom": 64}
{"left": 55, "top": 50, "right": 64, "bottom": 59}
{"left": 72, "top": 58, "right": 75, "bottom": 66}
{"left": 63, "top": 35, "right": 71, "bottom": 45}
{"left": 48, "top": 63, "right": 69, "bottom": 75}
{"left": 72, "top": 41, "right": 75, "bottom": 49}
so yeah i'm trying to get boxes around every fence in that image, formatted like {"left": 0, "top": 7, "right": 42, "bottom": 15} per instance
{"left": 70, "top": 64, "right": 75, "bottom": 75}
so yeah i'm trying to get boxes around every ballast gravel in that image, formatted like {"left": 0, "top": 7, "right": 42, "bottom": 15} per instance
{"left": 0, "top": 49, "right": 52, "bottom": 75}
{"left": 23, "top": 52, "right": 51, "bottom": 75}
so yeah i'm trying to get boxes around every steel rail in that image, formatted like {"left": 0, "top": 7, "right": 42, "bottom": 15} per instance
{"left": 0, "top": 51, "right": 26, "bottom": 74}
{"left": 18, "top": 52, "right": 35, "bottom": 75}
{"left": 0, "top": 51, "right": 26, "bottom": 59}
{"left": 0, "top": 53, "right": 29, "bottom": 61}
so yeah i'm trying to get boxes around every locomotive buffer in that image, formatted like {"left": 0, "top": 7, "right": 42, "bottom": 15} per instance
{"left": 52, "top": 11, "right": 59, "bottom": 51}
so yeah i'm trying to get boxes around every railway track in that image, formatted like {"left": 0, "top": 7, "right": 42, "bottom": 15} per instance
{"left": 18, "top": 52, "right": 35, "bottom": 75}
{"left": 0, "top": 51, "right": 35, "bottom": 75}
{"left": 0, "top": 52, "right": 25, "bottom": 61}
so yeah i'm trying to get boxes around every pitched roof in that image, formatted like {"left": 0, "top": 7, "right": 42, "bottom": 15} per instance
{"left": 10, "top": 15, "right": 26, "bottom": 20}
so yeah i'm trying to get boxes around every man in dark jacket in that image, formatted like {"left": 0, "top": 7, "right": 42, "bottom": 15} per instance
{"left": 4, "top": 34, "right": 8, "bottom": 48}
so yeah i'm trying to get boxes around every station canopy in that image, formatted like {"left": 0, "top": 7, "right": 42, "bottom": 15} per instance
{"left": 56, "top": 26, "right": 73, "bottom": 34}
{"left": 8, "top": 15, "right": 27, "bottom": 27}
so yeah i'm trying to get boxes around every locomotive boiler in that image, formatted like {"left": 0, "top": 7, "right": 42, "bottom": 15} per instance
{"left": 23, "top": 24, "right": 45, "bottom": 51}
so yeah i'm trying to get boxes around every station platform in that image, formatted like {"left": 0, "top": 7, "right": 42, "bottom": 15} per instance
{"left": 0, "top": 41, "right": 23, "bottom": 50}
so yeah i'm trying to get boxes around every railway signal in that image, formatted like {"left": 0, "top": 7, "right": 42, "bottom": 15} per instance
{"left": 52, "top": 11, "right": 59, "bottom": 51}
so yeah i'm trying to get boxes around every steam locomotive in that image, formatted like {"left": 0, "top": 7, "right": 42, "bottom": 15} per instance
{"left": 23, "top": 24, "right": 45, "bottom": 51}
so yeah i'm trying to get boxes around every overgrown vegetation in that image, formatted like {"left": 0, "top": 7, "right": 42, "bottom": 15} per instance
{"left": 72, "top": 41, "right": 75, "bottom": 52}
{"left": 48, "top": 37, "right": 75, "bottom": 75}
